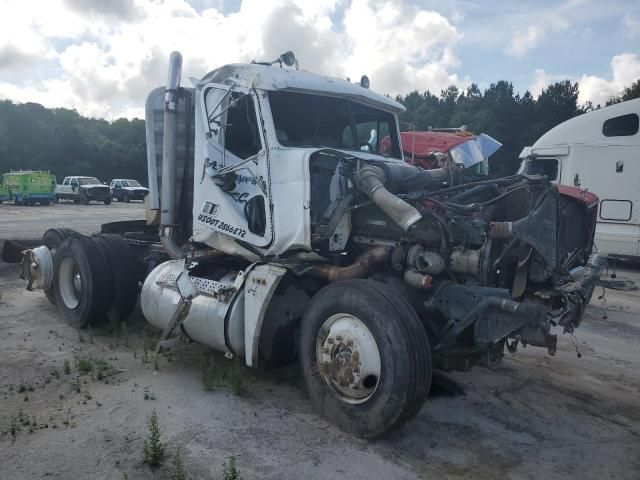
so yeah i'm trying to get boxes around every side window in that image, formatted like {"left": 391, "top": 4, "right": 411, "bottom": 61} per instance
{"left": 223, "top": 93, "right": 262, "bottom": 160}
{"left": 603, "top": 113, "right": 639, "bottom": 137}
{"left": 71, "top": 179, "right": 78, "bottom": 187}
{"left": 525, "top": 157, "right": 559, "bottom": 180}
{"left": 63, "top": 178, "right": 69, "bottom": 186}
{"left": 116, "top": 181, "right": 121, "bottom": 188}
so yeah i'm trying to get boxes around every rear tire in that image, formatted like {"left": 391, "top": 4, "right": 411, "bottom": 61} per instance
{"left": 80, "top": 192, "right": 89, "bottom": 205}
{"left": 42, "top": 229, "right": 84, "bottom": 305}
{"left": 299, "top": 279, "right": 431, "bottom": 439}
{"left": 123, "top": 193, "right": 130, "bottom": 203}
{"left": 52, "top": 236, "right": 113, "bottom": 327}
{"left": 92, "top": 234, "right": 139, "bottom": 320}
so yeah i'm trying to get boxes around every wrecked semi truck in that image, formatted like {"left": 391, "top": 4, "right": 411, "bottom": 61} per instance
{"left": 16, "top": 51, "right": 604, "bottom": 438}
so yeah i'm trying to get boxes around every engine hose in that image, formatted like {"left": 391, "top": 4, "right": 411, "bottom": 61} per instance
{"left": 355, "top": 165, "right": 422, "bottom": 231}
{"left": 308, "top": 246, "right": 390, "bottom": 281}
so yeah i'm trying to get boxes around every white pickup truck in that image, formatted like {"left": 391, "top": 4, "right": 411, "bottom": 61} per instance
{"left": 55, "top": 176, "right": 112, "bottom": 204}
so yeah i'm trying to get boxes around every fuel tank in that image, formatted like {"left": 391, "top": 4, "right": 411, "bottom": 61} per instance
{"left": 140, "top": 260, "right": 245, "bottom": 355}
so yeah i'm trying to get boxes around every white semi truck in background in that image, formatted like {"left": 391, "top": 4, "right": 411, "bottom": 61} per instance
{"left": 520, "top": 99, "right": 640, "bottom": 259}
{"left": 12, "top": 51, "right": 604, "bottom": 438}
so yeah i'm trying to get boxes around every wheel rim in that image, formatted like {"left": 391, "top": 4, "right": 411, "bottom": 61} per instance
{"left": 58, "top": 257, "right": 82, "bottom": 309}
{"left": 316, "top": 313, "right": 381, "bottom": 405}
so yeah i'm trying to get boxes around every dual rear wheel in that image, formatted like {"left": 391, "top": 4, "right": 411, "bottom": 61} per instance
{"left": 43, "top": 229, "right": 139, "bottom": 327}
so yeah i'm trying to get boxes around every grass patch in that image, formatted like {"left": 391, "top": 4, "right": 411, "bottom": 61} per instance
{"left": 143, "top": 410, "right": 165, "bottom": 467}
{"left": 77, "top": 358, "right": 93, "bottom": 373}
{"left": 143, "top": 386, "right": 156, "bottom": 401}
{"left": 200, "top": 353, "right": 248, "bottom": 396}
{"left": 171, "top": 448, "right": 187, "bottom": 480}
{"left": 223, "top": 456, "right": 241, "bottom": 480}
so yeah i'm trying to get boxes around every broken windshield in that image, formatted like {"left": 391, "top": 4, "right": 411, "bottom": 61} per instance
{"left": 268, "top": 91, "right": 401, "bottom": 159}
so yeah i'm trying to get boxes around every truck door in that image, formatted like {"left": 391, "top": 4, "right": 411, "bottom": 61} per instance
{"left": 194, "top": 83, "right": 273, "bottom": 248}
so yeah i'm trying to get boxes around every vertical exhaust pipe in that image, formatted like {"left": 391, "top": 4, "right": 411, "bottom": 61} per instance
{"left": 160, "top": 51, "right": 184, "bottom": 259}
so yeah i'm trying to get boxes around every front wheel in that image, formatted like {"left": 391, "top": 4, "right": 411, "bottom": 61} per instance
{"left": 104, "top": 198, "right": 111, "bottom": 205}
{"left": 79, "top": 192, "right": 89, "bottom": 205}
{"left": 123, "top": 193, "right": 130, "bottom": 203}
{"left": 299, "top": 279, "right": 432, "bottom": 439}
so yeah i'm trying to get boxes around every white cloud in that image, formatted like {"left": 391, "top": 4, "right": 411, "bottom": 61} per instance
{"left": 506, "top": 26, "right": 542, "bottom": 57}
{"left": 503, "top": 0, "right": 579, "bottom": 57}
{"left": 531, "top": 53, "right": 640, "bottom": 107}
{"left": 579, "top": 53, "right": 640, "bottom": 106}
{"left": 342, "top": 0, "right": 464, "bottom": 95}
{"left": 529, "top": 68, "right": 555, "bottom": 97}
{"left": 624, "top": 13, "right": 640, "bottom": 37}
{"left": 0, "top": 0, "right": 465, "bottom": 118}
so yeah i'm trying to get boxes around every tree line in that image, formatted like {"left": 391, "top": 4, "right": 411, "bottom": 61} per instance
{"left": 396, "top": 79, "right": 640, "bottom": 176}
{"left": 0, "top": 100, "right": 147, "bottom": 184}
{"left": 0, "top": 79, "right": 638, "bottom": 183}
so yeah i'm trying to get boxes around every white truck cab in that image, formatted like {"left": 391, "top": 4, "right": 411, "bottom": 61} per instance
{"left": 520, "top": 98, "right": 640, "bottom": 259}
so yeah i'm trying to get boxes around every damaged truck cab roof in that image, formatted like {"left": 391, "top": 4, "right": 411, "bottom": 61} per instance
{"left": 196, "top": 63, "right": 406, "bottom": 113}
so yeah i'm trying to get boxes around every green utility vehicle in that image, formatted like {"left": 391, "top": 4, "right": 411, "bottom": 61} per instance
{"left": 0, "top": 170, "right": 56, "bottom": 205}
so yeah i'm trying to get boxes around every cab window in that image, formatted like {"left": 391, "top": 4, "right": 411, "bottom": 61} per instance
{"left": 223, "top": 93, "right": 262, "bottom": 159}
{"left": 524, "top": 157, "right": 559, "bottom": 180}
{"left": 603, "top": 113, "right": 639, "bottom": 137}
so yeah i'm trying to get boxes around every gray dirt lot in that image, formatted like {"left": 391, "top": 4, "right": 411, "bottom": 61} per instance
{"left": 0, "top": 203, "right": 639, "bottom": 479}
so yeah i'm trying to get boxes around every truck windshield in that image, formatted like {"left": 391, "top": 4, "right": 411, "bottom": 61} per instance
{"left": 122, "top": 180, "right": 141, "bottom": 187}
{"left": 79, "top": 177, "right": 100, "bottom": 185}
{"left": 268, "top": 91, "right": 401, "bottom": 159}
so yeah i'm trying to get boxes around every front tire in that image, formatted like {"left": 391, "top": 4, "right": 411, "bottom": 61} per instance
{"left": 299, "top": 279, "right": 431, "bottom": 439}
{"left": 79, "top": 192, "right": 89, "bottom": 205}
{"left": 123, "top": 193, "right": 130, "bottom": 203}
{"left": 104, "top": 198, "right": 111, "bottom": 205}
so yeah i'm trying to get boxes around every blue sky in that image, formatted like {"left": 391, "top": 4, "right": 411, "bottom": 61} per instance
{"left": 0, "top": 0, "right": 638, "bottom": 118}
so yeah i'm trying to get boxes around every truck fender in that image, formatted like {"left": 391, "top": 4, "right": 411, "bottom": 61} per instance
{"left": 243, "top": 264, "right": 287, "bottom": 367}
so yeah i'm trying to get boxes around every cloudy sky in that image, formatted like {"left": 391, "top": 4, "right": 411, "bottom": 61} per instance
{"left": 1, "top": 0, "right": 639, "bottom": 119}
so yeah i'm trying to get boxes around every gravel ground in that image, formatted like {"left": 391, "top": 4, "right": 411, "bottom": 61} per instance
{"left": 0, "top": 201, "right": 145, "bottom": 239}
{"left": 0, "top": 203, "right": 639, "bottom": 479}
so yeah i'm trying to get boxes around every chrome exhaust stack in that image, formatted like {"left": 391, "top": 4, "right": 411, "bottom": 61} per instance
{"left": 160, "top": 51, "right": 184, "bottom": 259}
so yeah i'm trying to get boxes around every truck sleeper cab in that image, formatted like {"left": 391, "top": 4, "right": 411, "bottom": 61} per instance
{"left": 15, "top": 51, "right": 604, "bottom": 439}
{"left": 520, "top": 98, "right": 640, "bottom": 259}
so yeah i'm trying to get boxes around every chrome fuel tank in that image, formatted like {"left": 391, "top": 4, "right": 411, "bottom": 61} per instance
{"left": 140, "top": 260, "right": 245, "bottom": 355}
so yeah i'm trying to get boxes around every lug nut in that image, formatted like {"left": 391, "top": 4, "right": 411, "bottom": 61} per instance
{"left": 336, "top": 335, "right": 343, "bottom": 342}
{"left": 346, "top": 339, "right": 353, "bottom": 347}
{"left": 327, "top": 337, "right": 334, "bottom": 345}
